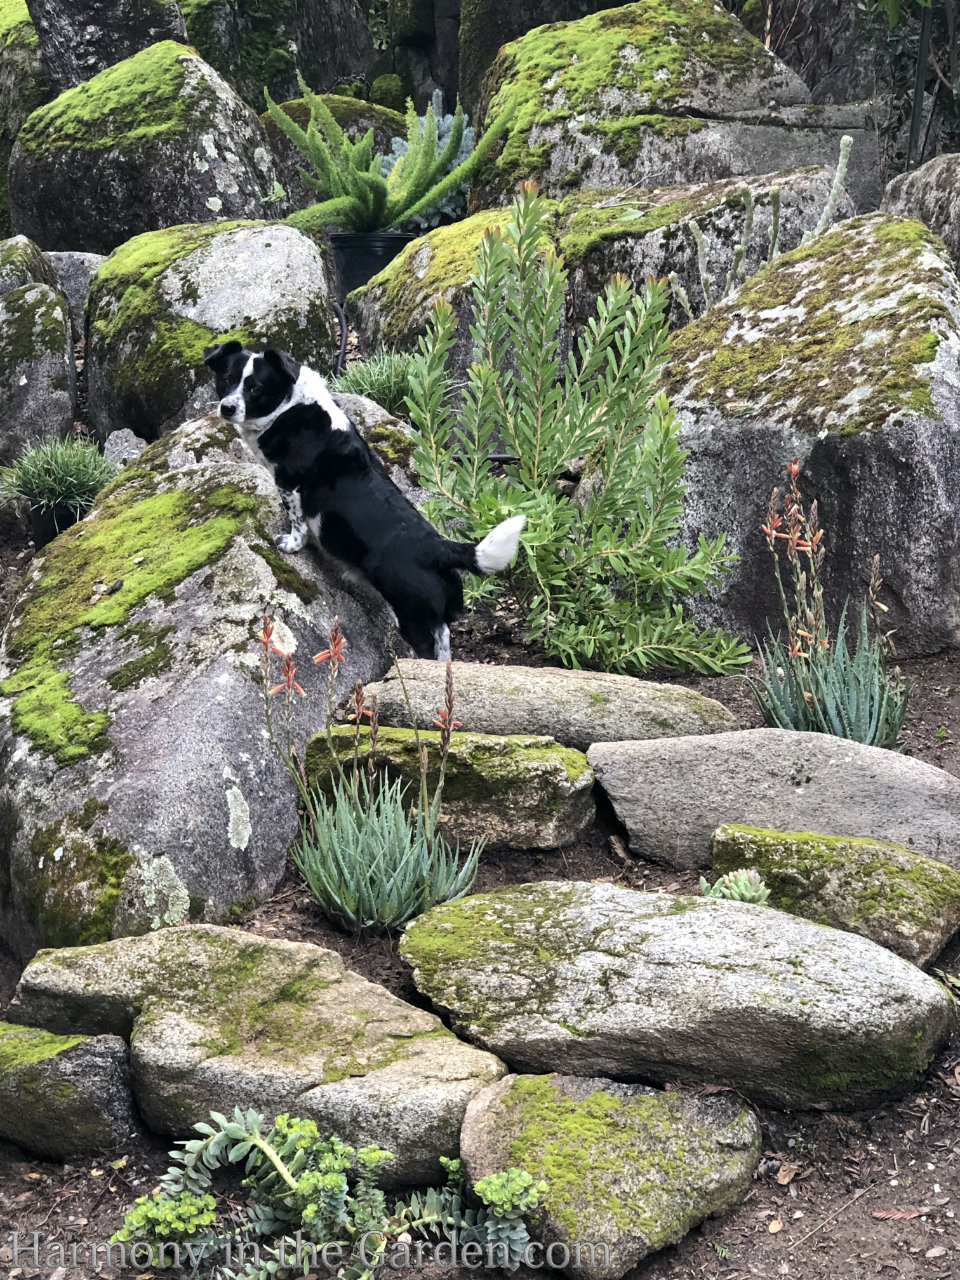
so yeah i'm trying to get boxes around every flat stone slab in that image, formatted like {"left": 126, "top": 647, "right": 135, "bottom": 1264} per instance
{"left": 0, "top": 1021, "right": 137, "bottom": 1159}
{"left": 8, "top": 926, "right": 505, "bottom": 1184}
{"left": 712, "top": 824, "right": 960, "bottom": 967}
{"left": 588, "top": 729, "right": 960, "bottom": 870}
{"left": 365, "top": 661, "right": 736, "bottom": 752}
{"left": 400, "top": 881, "right": 954, "bottom": 1110}
{"left": 307, "top": 727, "right": 595, "bottom": 850}
{"left": 461, "top": 1073, "right": 760, "bottom": 1280}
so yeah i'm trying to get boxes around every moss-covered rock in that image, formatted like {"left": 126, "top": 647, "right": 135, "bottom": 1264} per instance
{"left": 400, "top": 879, "right": 955, "bottom": 1110}
{"left": 0, "top": 1020, "right": 137, "bottom": 1158}
{"left": 883, "top": 152, "right": 960, "bottom": 277}
{"left": 86, "top": 219, "right": 337, "bottom": 440}
{"left": 0, "top": 412, "right": 399, "bottom": 959}
{"left": 474, "top": 0, "right": 879, "bottom": 209}
{"left": 661, "top": 213, "right": 960, "bottom": 654}
{"left": 461, "top": 1073, "right": 760, "bottom": 1278}
{"left": 0, "top": 280, "right": 75, "bottom": 464}
{"left": 365, "top": 659, "right": 735, "bottom": 752}
{"left": 0, "top": 232, "right": 57, "bottom": 294}
{"left": 711, "top": 824, "right": 960, "bottom": 967}
{"left": 9, "top": 925, "right": 505, "bottom": 1183}
{"left": 26, "top": 0, "right": 188, "bottom": 94}
{"left": 9, "top": 41, "right": 280, "bottom": 253}
{"left": 0, "top": 1, "right": 53, "bottom": 237}
{"left": 306, "top": 726, "right": 595, "bottom": 850}
{"left": 180, "top": 0, "right": 373, "bottom": 109}
{"left": 262, "top": 94, "right": 407, "bottom": 213}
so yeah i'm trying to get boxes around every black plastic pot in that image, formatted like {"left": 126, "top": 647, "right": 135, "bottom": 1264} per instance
{"left": 29, "top": 501, "right": 79, "bottom": 548}
{"left": 329, "top": 231, "right": 416, "bottom": 300}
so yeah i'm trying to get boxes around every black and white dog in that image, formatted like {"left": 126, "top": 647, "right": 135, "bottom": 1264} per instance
{"left": 203, "top": 340, "right": 525, "bottom": 660}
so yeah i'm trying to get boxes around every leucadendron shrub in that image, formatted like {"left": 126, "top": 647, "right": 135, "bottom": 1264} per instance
{"left": 405, "top": 184, "right": 749, "bottom": 676}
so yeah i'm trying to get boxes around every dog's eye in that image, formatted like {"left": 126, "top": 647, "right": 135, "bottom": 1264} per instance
{"left": 248, "top": 382, "right": 262, "bottom": 395}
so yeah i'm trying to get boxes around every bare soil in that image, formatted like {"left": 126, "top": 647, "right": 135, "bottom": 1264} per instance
{"left": 2, "top": 549, "right": 960, "bottom": 1280}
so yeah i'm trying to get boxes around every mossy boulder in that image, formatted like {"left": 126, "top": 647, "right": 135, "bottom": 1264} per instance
{"left": 474, "top": 0, "right": 879, "bottom": 209}
{"left": 86, "top": 219, "right": 337, "bottom": 441}
{"left": 662, "top": 213, "right": 960, "bottom": 654}
{"left": 711, "top": 824, "right": 960, "bottom": 967}
{"left": 8, "top": 41, "right": 280, "bottom": 253}
{"left": 400, "top": 880, "right": 955, "bottom": 1110}
{"left": 587, "top": 729, "right": 960, "bottom": 872}
{"left": 365, "top": 660, "right": 735, "bottom": 752}
{"left": 0, "top": 1020, "right": 137, "bottom": 1158}
{"left": 0, "top": 280, "right": 75, "bottom": 464}
{"left": 349, "top": 167, "right": 853, "bottom": 373}
{"left": 0, "top": 2, "right": 53, "bottom": 237}
{"left": 883, "top": 153, "right": 960, "bottom": 276}
{"left": 306, "top": 726, "right": 595, "bottom": 850}
{"left": 461, "top": 1073, "right": 760, "bottom": 1278}
{"left": 8, "top": 925, "right": 506, "bottom": 1183}
{"left": 0, "top": 412, "right": 398, "bottom": 959}
{"left": 0, "top": 232, "right": 57, "bottom": 293}
{"left": 262, "top": 94, "right": 407, "bottom": 213}
{"left": 26, "top": 0, "right": 188, "bottom": 93}
{"left": 180, "top": 0, "right": 373, "bottom": 109}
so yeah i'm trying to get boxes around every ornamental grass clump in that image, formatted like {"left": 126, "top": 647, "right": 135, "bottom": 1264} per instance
{"left": 749, "top": 459, "right": 908, "bottom": 749}
{"left": 0, "top": 436, "right": 116, "bottom": 525}
{"left": 407, "top": 184, "right": 748, "bottom": 675}
{"left": 267, "top": 73, "right": 514, "bottom": 234}
{"left": 257, "top": 616, "right": 481, "bottom": 934}
{"left": 114, "top": 1109, "right": 544, "bottom": 1280}
{"left": 332, "top": 348, "right": 417, "bottom": 416}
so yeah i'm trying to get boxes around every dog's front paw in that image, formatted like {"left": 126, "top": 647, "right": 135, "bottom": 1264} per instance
{"left": 275, "top": 530, "right": 307, "bottom": 554}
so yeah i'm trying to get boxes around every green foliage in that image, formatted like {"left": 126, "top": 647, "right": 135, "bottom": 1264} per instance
{"left": 116, "top": 1107, "right": 544, "bottom": 1280}
{"left": 407, "top": 186, "right": 748, "bottom": 676}
{"left": 0, "top": 437, "right": 117, "bottom": 518}
{"left": 748, "top": 461, "right": 908, "bottom": 750}
{"left": 371, "top": 73, "right": 405, "bottom": 112}
{"left": 332, "top": 348, "right": 417, "bottom": 416}
{"left": 267, "top": 72, "right": 515, "bottom": 233}
{"left": 292, "top": 769, "right": 481, "bottom": 933}
{"left": 700, "top": 867, "right": 771, "bottom": 904}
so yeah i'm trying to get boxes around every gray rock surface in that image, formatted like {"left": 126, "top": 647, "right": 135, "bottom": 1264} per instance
{"left": 0, "top": 282, "right": 75, "bottom": 464}
{"left": 474, "top": 2, "right": 880, "bottom": 210}
{"left": 0, "top": 1020, "right": 137, "bottom": 1158}
{"left": 87, "top": 220, "right": 337, "bottom": 440}
{"left": 711, "top": 824, "right": 960, "bottom": 967}
{"left": 883, "top": 153, "right": 960, "bottom": 274}
{"left": 103, "top": 428, "right": 148, "bottom": 467}
{"left": 400, "top": 880, "right": 955, "bottom": 1109}
{"left": 25, "top": 0, "right": 187, "bottom": 92}
{"left": 46, "top": 249, "right": 105, "bottom": 337}
{"left": 461, "top": 1073, "right": 760, "bottom": 1280}
{"left": 9, "top": 926, "right": 506, "bottom": 1183}
{"left": 307, "top": 727, "right": 595, "bottom": 851}
{"left": 588, "top": 729, "right": 960, "bottom": 871}
{"left": 663, "top": 214, "right": 960, "bottom": 656}
{"left": 9, "top": 42, "right": 279, "bottom": 253}
{"left": 365, "top": 660, "right": 736, "bottom": 751}
{"left": 0, "top": 413, "right": 399, "bottom": 959}
{"left": 0, "top": 5, "right": 53, "bottom": 237}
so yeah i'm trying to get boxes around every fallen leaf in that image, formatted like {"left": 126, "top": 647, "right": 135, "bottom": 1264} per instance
{"left": 872, "top": 1206, "right": 934, "bottom": 1220}
{"left": 925, "top": 1245, "right": 947, "bottom": 1259}
{"left": 90, "top": 1168, "right": 103, "bottom": 1177}
{"left": 768, "top": 1216, "right": 783, "bottom": 1234}
{"left": 109, "top": 1156, "right": 127, "bottom": 1170}
{"left": 776, "top": 1162, "right": 801, "bottom": 1185}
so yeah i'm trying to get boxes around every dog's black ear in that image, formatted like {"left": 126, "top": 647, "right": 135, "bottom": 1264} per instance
{"left": 203, "top": 339, "right": 243, "bottom": 370}
{"left": 263, "top": 348, "right": 301, "bottom": 384}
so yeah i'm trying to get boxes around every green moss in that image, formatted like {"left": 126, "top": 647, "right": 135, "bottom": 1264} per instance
{"left": 367, "top": 425, "right": 414, "bottom": 469}
{"left": 106, "top": 625, "right": 175, "bottom": 692}
{"left": 250, "top": 543, "right": 319, "bottom": 603}
{"left": 664, "top": 215, "right": 950, "bottom": 434}
{"left": 17, "top": 42, "right": 212, "bottom": 156}
{"left": 500, "top": 1075, "right": 755, "bottom": 1244}
{"left": 0, "top": 0, "right": 37, "bottom": 51}
{"left": 1, "top": 464, "right": 261, "bottom": 765}
{"left": 180, "top": 0, "right": 292, "bottom": 103}
{"left": 481, "top": 0, "right": 776, "bottom": 193}
{"left": 0, "top": 1021, "right": 85, "bottom": 1072}
{"left": 25, "top": 805, "right": 135, "bottom": 948}
{"left": 371, "top": 73, "right": 406, "bottom": 113}
{"left": 712, "top": 824, "right": 960, "bottom": 961}
{"left": 0, "top": 283, "right": 68, "bottom": 381}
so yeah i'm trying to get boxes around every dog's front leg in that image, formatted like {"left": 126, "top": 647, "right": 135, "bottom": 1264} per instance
{"left": 275, "top": 486, "right": 308, "bottom": 554}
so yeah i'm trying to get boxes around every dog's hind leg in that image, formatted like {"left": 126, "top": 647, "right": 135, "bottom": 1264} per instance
{"left": 275, "top": 486, "right": 308, "bottom": 553}
{"left": 433, "top": 623, "right": 451, "bottom": 662}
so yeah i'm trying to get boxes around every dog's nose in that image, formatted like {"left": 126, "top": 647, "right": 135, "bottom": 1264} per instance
{"left": 220, "top": 402, "right": 237, "bottom": 418}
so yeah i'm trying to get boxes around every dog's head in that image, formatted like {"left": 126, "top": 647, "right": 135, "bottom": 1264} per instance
{"left": 203, "top": 340, "right": 301, "bottom": 426}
